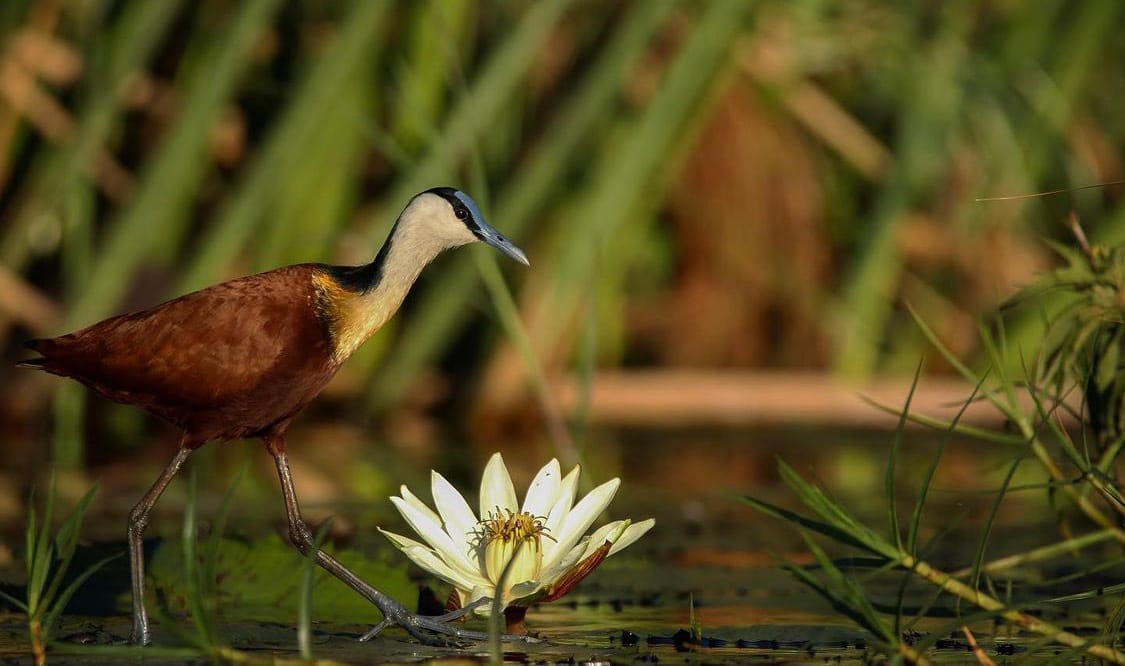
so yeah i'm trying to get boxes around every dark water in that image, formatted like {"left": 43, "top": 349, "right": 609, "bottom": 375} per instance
{"left": 1, "top": 426, "right": 1120, "bottom": 663}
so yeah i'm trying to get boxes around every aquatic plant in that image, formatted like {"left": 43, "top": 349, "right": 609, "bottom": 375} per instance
{"left": 0, "top": 477, "right": 113, "bottom": 666}
{"left": 743, "top": 229, "right": 1125, "bottom": 663}
{"left": 379, "top": 452, "right": 653, "bottom": 633}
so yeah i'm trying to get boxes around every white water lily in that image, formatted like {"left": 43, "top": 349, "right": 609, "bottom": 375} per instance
{"left": 380, "top": 452, "right": 654, "bottom": 622}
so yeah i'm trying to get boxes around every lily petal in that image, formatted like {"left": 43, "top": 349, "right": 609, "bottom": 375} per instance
{"left": 508, "top": 579, "right": 545, "bottom": 606}
{"left": 431, "top": 471, "right": 479, "bottom": 545}
{"left": 521, "top": 458, "right": 561, "bottom": 518}
{"left": 542, "top": 478, "right": 619, "bottom": 572}
{"left": 578, "top": 520, "right": 627, "bottom": 562}
{"left": 544, "top": 465, "right": 581, "bottom": 541}
{"left": 398, "top": 484, "right": 441, "bottom": 526}
{"left": 479, "top": 452, "right": 519, "bottom": 517}
{"left": 390, "top": 496, "right": 480, "bottom": 578}
{"left": 539, "top": 537, "right": 589, "bottom": 583}
{"left": 378, "top": 528, "right": 482, "bottom": 591}
{"left": 609, "top": 518, "right": 655, "bottom": 557}
{"left": 542, "top": 538, "right": 613, "bottom": 603}
{"left": 467, "top": 585, "right": 495, "bottom": 615}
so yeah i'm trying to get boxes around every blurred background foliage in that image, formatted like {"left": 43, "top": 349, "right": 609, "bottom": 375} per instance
{"left": 1, "top": 0, "right": 1124, "bottom": 482}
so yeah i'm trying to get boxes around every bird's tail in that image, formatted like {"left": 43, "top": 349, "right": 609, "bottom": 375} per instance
{"left": 16, "top": 339, "right": 48, "bottom": 369}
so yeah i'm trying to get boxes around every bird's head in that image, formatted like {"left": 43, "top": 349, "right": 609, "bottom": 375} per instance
{"left": 405, "top": 187, "right": 529, "bottom": 266}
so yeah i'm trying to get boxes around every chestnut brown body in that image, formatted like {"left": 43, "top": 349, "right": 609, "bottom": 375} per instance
{"left": 25, "top": 264, "right": 342, "bottom": 445}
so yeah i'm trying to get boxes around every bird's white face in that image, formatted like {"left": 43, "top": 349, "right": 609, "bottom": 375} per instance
{"left": 398, "top": 189, "right": 529, "bottom": 265}
{"left": 400, "top": 192, "right": 480, "bottom": 250}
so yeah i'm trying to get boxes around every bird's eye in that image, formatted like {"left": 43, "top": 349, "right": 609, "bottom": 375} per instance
{"left": 455, "top": 207, "right": 468, "bottom": 220}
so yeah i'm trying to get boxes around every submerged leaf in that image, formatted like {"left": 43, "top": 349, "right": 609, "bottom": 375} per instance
{"left": 148, "top": 534, "right": 415, "bottom": 623}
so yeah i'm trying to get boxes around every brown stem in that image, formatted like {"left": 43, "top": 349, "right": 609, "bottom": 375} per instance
{"left": 1066, "top": 211, "right": 1094, "bottom": 263}
{"left": 895, "top": 642, "right": 931, "bottom": 666}
{"left": 30, "top": 617, "right": 45, "bottom": 666}
{"left": 902, "top": 555, "right": 1125, "bottom": 663}
{"left": 962, "top": 626, "right": 996, "bottom": 666}
{"left": 504, "top": 606, "right": 529, "bottom": 636}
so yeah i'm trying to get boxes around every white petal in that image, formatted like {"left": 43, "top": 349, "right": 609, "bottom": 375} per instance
{"left": 578, "top": 520, "right": 626, "bottom": 561}
{"left": 468, "top": 585, "right": 495, "bottom": 615}
{"left": 539, "top": 538, "right": 589, "bottom": 583}
{"left": 608, "top": 518, "right": 654, "bottom": 557}
{"left": 479, "top": 452, "right": 518, "bottom": 517}
{"left": 391, "top": 496, "right": 480, "bottom": 578}
{"left": 521, "top": 458, "right": 561, "bottom": 518}
{"left": 431, "top": 471, "right": 479, "bottom": 545}
{"left": 509, "top": 579, "right": 545, "bottom": 604}
{"left": 544, "top": 465, "right": 580, "bottom": 539}
{"left": 378, "top": 528, "right": 479, "bottom": 591}
{"left": 398, "top": 485, "right": 441, "bottom": 525}
{"left": 541, "top": 478, "right": 619, "bottom": 572}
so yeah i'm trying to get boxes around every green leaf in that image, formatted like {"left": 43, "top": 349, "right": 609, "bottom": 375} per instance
{"left": 53, "top": 483, "right": 98, "bottom": 562}
{"left": 738, "top": 494, "right": 882, "bottom": 559}
{"left": 40, "top": 553, "right": 120, "bottom": 645}
{"left": 1096, "top": 335, "right": 1120, "bottom": 393}
{"left": 860, "top": 394, "right": 1024, "bottom": 445}
{"left": 0, "top": 587, "right": 27, "bottom": 612}
{"left": 787, "top": 531, "right": 896, "bottom": 645}
{"left": 968, "top": 450, "right": 1025, "bottom": 596}
{"left": 776, "top": 460, "right": 899, "bottom": 559}
{"left": 908, "top": 368, "right": 988, "bottom": 554}
{"left": 148, "top": 534, "right": 415, "bottom": 624}
{"left": 886, "top": 359, "right": 923, "bottom": 551}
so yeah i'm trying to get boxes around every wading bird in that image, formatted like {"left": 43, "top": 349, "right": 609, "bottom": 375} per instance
{"left": 19, "top": 188, "right": 528, "bottom": 646}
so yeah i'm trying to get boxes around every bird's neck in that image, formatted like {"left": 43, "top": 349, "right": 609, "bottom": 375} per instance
{"left": 321, "top": 217, "right": 455, "bottom": 362}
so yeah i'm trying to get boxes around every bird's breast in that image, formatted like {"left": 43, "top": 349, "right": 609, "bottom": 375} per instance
{"left": 312, "top": 271, "right": 405, "bottom": 363}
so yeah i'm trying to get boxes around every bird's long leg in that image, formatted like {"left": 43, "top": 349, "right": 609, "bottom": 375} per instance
{"left": 266, "top": 437, "right": 531, "bottom": 646}
{"left": 128, "top": 442, "right": 194, "bottom": 646}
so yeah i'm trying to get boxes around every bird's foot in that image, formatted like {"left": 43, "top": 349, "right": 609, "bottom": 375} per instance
{"left": 129, "top": 618, "right": 151, "bottom": 647}
{"left": 360, "top": 599, "right": 539, "bottom": 646}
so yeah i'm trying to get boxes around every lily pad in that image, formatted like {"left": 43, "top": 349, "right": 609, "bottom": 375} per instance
{"left": 147, "top": 534, "right": 416, "bottom": 624}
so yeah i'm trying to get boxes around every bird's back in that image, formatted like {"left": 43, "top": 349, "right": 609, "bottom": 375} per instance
{"left": 25, "top": 264, "right": 340, "bottom": 442}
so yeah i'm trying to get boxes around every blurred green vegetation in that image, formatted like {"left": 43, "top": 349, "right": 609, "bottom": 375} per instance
{"left": 0, "top": 0, "right": 1123, "bottom": 468}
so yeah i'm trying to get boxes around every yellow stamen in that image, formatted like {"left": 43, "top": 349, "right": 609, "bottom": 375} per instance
{"left": 476, "top": 508, "right": 548, "bottom": 587}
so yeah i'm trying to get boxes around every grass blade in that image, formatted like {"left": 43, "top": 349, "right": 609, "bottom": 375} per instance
{"left": 968, "top": 451, "right": 1025, "bottom": 598}
{"left": 182, "top": 468, "right": 214, "bottom": 649}
{"left": 175, "top": 0, "right": 391, "bottom": 293}
{"left": 886, "top": 359, "right": 923, "bottom": 551}
{"left": 367, "top": 0, "right": 674, "bottom": 407}
{"left": 68, "top": 0, "right": 284, "bottom": 329}
{"left": 738, "top": 494, "right": 883, "bottom": 556}
{"left": 908, "top": 369, "right": 990, "bottom": 553}
{"left": 203, "top": 464, "right": 246, "bottom": 600}
{"left": 0, "top": 1, "right": 184, "bottom": 270}
{"left": 40, "top": 553, "right": 119, "bottom": 644}
{"left": 298, "top": 519, "right": 333, "bottom": 659}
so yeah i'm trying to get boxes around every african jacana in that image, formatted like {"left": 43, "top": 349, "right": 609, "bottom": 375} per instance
{"left": 19, "top": 188, "right": 528, "bottom": 645}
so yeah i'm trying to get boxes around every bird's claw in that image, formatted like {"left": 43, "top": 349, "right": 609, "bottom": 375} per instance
{"left": 359, "top": 599, "right": 540, "bottom": 646}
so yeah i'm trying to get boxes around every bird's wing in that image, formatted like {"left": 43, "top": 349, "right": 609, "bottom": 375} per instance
{"left": 31, "top": 265, "right": 330, "bottom": 410}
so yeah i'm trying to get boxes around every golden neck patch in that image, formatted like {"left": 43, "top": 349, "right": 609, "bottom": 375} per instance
{"left": 312, "top": 197, "right": 478, "bottom": 362}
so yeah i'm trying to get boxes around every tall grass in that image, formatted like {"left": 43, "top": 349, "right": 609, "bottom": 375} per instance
{"left": 3, "top": 1, "right": 1124, "bottom": 465}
